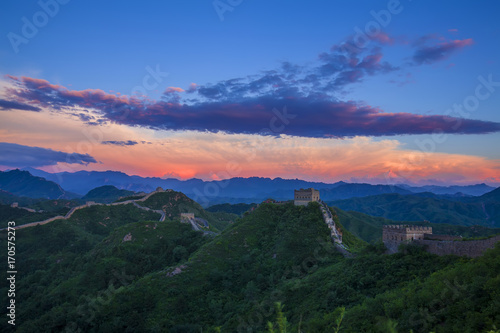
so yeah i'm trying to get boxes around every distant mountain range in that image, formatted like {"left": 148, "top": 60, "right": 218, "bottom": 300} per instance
{"left": 14, "top": 168, "right": 496, "bottom": 206}
{"left": 0, "top": 169, "right": 78, "bottom": 199}
{"left": 332, "top": 206, "right": 500, "bottom": 243}
{"left": 331, "top": 188, "right": 500, "bottom": 227}
{"left": 1, "top": 169, "right": 498, "bottom": 228}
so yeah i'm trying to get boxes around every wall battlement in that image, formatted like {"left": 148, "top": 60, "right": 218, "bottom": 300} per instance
{"left": 382, "top": 223, "right": 500, "bottom": 257}
{"left": 383, "top": 224, "right": 432, "bottom": 243}
{"left": 383, "top": 224, "right": 432, "bottom": 232}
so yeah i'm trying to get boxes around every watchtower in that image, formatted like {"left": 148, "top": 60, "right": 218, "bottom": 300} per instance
{"left": 294, "top": 188, "right": 320, "bottom": 206}
{"left": 382, "top": 224, "right": 432, "bottom": 242}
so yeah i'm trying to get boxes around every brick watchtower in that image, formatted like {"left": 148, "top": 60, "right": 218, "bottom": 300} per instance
{"left": 383, "top": 224, "right": 432, "bottom": 253}
{"left": 294, "top": 188, "right": 320, "bottom": 206}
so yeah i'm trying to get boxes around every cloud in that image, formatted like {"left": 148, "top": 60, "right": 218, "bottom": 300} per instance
{"left": 2, "top": 33, "right": 489, "bottom": 139}
{"left": 0, "top": 142, "right": 98, "bottom": 168}
{"left": 102, "top": 140, "right": 139, "bottom": 146}
{"left": 412, "top": 38, "right": 473, "bottom": 65}
{"left": 165, "top": 87, "right": 184, "bottom": 93}
{"left": 4, "top": 74, "right": 500, "bottom": 138}
{"left": 0, "top": 99, "right": 41, "bottom": 112}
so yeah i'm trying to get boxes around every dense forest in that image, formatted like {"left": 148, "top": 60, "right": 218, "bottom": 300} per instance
{"left": 1, "top": 197, "right": 499, "bottom": 332}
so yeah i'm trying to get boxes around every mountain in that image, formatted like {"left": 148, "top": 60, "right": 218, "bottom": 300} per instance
{"left": 0, "top": 188, "right": 82, "bottom": 227}
{"left": 81, "top": 185, "right": 136, "bottom": 203}
{"left": 0, "top": 189, "right": 38, "bottom": 206}
{"left": 21, "top": 168, "right": 496, "bottom": 206}
{"left": 400, "top": 183, "right": 496, "bottom": 196}
{"left": 478, "top": 186, "right": 500, "bottom": 202}
{"left": 206, "top": 203, "right": 258, "bottom": 215}
{"left": 23, "top": 167, "right": 185, "bottom": 195}
{"left": 333, "top": 206, "right": 500, "bottom": 244}
{"left": 320, "top": 183, "right": 413, "bottom": 200}
{"left": 331, "top": 190, "right": 500, "bottom": 227}
{"left": 4, "top": 199, "right": 499, "bottom": 332}
{"left": 0, "top": 169, "right": 76, "bottom": 199}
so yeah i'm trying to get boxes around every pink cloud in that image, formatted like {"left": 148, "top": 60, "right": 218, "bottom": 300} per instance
{"left": 165, "top": 86, "right": 184, "bottom": 93}
{"left": 3, "top": 75, "right": 500, "bottom": 139}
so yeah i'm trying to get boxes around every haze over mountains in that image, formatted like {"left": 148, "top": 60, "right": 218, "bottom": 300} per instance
{"left": 14, "top": 168, "right": 497, "bottom": 205}
{"left": 2, "top": 168, "right": 499, "bottom": 229}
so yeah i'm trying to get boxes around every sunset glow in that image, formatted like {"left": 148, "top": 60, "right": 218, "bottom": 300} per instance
{"left": 1, "top": 1, "right": 499, "bottom": 186}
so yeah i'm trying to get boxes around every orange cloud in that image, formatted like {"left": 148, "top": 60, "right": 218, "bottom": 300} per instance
{"left": 0, "top": 97, "right": 498, "bottom": 185}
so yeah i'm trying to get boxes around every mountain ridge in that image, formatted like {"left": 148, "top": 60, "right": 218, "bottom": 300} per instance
{"left": 0, "top": 169, "right": 76, "bottom": 199}
{"left": 20, "top": 168, "right": 496, "bottom": 206}
{"left": 331, "top": 188, "right": 500, "bottom": 227}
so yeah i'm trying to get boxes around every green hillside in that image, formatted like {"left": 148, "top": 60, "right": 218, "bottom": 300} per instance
{"left": 334, "top": 207, "right": 500, "bottom": 244}
{"left": 0, "top": 196, "right": 82, "bottom": 227}
{"left": 206, "top": 202, "right": 258, "bottom": 215}
{"left": 0, "top": 219, "right": 207, "bottom": 332}
{"left": 331, "top": 193, "right": 500, "bottom": 227}
{"left": 2, "top": 199, "right": 500, "bottom": 332}
{"left": 64, "top": 204, "right": 161, "bottom": 234}
{"left": 82, "top": 185, "right": 136, "bottom": 203}
{"left": 59, "top": 202, "right": 344, "bottom": 332}
{"left": 0, "top": 204, "right": 69, "bottom": 226}
{"left": 341, "top": 245, "right": 500, "bottom": 332}
{"left": 142, "top": 190, "right": 237, "bottom": 231}
{"left": 0, "top": 190, "right": 81, "bottom": 210}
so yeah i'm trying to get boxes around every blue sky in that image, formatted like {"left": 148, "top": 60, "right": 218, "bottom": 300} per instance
{"left": 0, "top": 0, "right": 499, "bottom": 185}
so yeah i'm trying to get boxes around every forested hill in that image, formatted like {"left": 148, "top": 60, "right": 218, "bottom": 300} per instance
{"left": 81, "top": 185, "right": 136, "bottom": 203}
{"left": 331, "top": 189, "right": 500, "bottom": 227}
{"left": 2, "top": 200, "right": 499, "bottom": 332}
{"left": 0, "top": 169, "right": 71, "bottom": 199}
{"left": 333, "top": 207, "right": 500, "bottom": 244}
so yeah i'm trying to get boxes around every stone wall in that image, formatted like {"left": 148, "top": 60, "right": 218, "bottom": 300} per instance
{"left": 382, "top": 224, "right": 432, "bottom": 242}
{"left": 414, "top": 235, "right": 500, "bottom": 258}
{"left": 384, "top": 240, "right": 401, "bottom": 254}
{"left": 180, "top": 213, "right": 195, "bottom": 219}
{"left": 424, "top": 234, "right": 462, "bottom": 241}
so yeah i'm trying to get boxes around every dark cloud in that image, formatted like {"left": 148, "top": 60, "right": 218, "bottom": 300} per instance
{"left": 102, "top": 140, "right": 138, "bottom": 146}
{"left": 0, "top": 99, "right": 41, "bottom": 112}
{"left": 412, "top": 38, "right": 473, "bottom": 65}
{"left": 3, "top": 33, "right": 490, "bottom": 139}
{"left": 0, "top": 142, "right": 98, "bottom": 168}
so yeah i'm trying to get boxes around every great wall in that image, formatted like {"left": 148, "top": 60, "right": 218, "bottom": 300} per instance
{"left": 294, "top": 188, "right": 500, "bottom": 258}
{"left": 383, "top": 224, "right": 500, "bottom": 258}
{"left": 4, "top": 186, "right": 500, "bottom": 258}
{"left": 3, "top": 188, "right": 167, "bottom": 230}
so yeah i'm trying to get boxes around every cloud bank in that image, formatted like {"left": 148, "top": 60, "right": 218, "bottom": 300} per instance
{"left": 0, "top": 142, "right": 98, "bottom": 168}
{"left": 102, "top": 140, "right": 139, "bottom": 146}
{"left": 2, "top": 33, "right": 487, "bottom": 138}
{"left": 0, "top": 98, "right": 41, "bottom": 112}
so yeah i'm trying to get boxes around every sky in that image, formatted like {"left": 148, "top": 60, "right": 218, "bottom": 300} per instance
{"left": 0, "top": 0, "right": 499, "bottom": 186}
